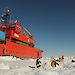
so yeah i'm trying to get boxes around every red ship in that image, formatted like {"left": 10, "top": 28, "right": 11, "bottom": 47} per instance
{"left": 0, "top": 9, "right": 43, "bottom": 59}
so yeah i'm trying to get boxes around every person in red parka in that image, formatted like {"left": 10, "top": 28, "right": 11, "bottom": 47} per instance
{"left": 61, "top": 56, "right": 64, "bottom": 62}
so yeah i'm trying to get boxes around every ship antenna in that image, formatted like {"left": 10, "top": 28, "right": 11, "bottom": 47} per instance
{"left": 1, "top": 7, "right": 10, "bottom": 25}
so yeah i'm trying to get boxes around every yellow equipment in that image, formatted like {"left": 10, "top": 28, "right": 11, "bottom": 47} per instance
{"left": 51, "top": 61, "right": 55, "bottom": 67}
{"left": 22, "top": 25, "right": 32, "bottom": 36}
{"left": 21, "top": 25, "right": 33, "bottom": 40}
{"left": 59, "top": 56, "right": 62, "bottom": 62}
{"left": 59, "top": 56, "right": 61, "bottom": 58}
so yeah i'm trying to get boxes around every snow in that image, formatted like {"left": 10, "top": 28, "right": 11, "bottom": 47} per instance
{"left": 0, "top": 63, "right": 9, "bottom": 70}
{"left": 0, "top": 56, "right": 75, "bottom": 75}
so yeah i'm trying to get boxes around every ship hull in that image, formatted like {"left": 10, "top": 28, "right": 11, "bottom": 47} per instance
{"left": 0, "top": 41, "right": 42, "bottom": 59}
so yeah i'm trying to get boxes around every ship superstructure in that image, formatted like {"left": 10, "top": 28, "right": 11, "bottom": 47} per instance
{"left": 0, "top": 8, "right": 43, "bottom": 59}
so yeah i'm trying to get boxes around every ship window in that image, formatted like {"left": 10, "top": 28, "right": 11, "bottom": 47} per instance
{"left": 6, "top": 38, "right": 10, "bottom": 41}
{"left": 0, "top": 27, "right": 2, "bottom": 29}
{"left": 19, "top": 28, "right": 20, "bottom": 30}
{"left": 11, "top": 37, "right": 29, "bottom": 47}
{"left": 0, "top": 39, "right": 6, "bottom": 45}
{"left": 11, "top": 38, "right": 16, "bottom": 43}
{"left": 16, "top": 41, "right": 29, "bottom": 46}
{"left": 13, "top": 26, "right": 15, "bottom": 28}
{"left": 16, "top": 27, "right": 20, "bottom": 30}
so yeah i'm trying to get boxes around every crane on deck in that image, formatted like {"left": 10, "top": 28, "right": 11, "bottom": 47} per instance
{"left": 21, "top": 25, "right": 33, "bottom": 40}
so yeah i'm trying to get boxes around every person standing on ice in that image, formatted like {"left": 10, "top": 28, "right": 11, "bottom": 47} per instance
{"left": 36, "top": 58, "right": 41, "bottom": 68}
{"left": 51, "top": 59, "right": 59, "bottom": 67}
{"left": 59, "top": 56, "right": 62, "bottom": 62}
{"left": 61, "top": 56, "right": 64, "bottom": 62}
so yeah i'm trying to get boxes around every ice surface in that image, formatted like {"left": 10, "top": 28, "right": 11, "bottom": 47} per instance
{"left": 0, "top": 56, "right": 75, "bottom": 75}
{"left": 0, "top": 63, "right": 9, "bottom": 70}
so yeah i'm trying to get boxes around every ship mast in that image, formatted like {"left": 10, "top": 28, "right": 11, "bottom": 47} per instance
{"left": 1, "top": 8, "right": 10, "bottom": 25}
